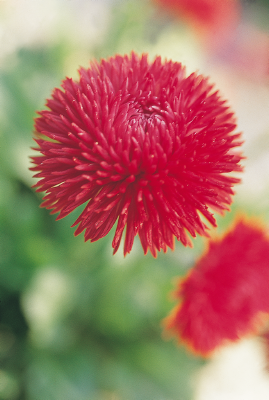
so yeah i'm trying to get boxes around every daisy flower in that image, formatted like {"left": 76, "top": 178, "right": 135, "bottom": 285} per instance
{"left": 164, "top": 218, "right": 269, "bottom": 356}
{"left": 31, "top": 52, "right": 242, "bottom": 256}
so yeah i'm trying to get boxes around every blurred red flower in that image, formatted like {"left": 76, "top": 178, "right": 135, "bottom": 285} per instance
{"left": 154, "top": 0, "right": 241, "bottom": 47}
{"left": 31, "top": 53, "right": 242, "bottom": 256}
{"left": 163, "top": 218, "right": 269, "bottom": 356}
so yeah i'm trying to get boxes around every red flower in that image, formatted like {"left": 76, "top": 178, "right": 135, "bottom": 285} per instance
{"left": 154, "top": 0, "right": 241, "bottom": 47}
{"left": 31, "top": 53, "right": 242, "bottom": 256}
{"left": 163, "top": 218, "right": 269, "bottom": 356}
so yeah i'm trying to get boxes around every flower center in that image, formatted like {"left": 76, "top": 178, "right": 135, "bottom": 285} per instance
{"left": 129, "top": 100, "right": 167, "bottom": 130}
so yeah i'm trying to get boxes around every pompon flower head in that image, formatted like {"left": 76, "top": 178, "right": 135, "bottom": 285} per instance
{"left": 163, "top": 217, "right": 269, "bottom": 357}
{"left": 31, "top": 52, "right": 243, "bottom": 257}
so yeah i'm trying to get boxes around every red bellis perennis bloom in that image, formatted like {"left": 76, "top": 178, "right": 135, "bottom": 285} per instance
{"left": 163, "top": 218, "right": 269, "bottom": 357}
{"left": 31, "top": 53, "right": 242, "bottom": 256}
